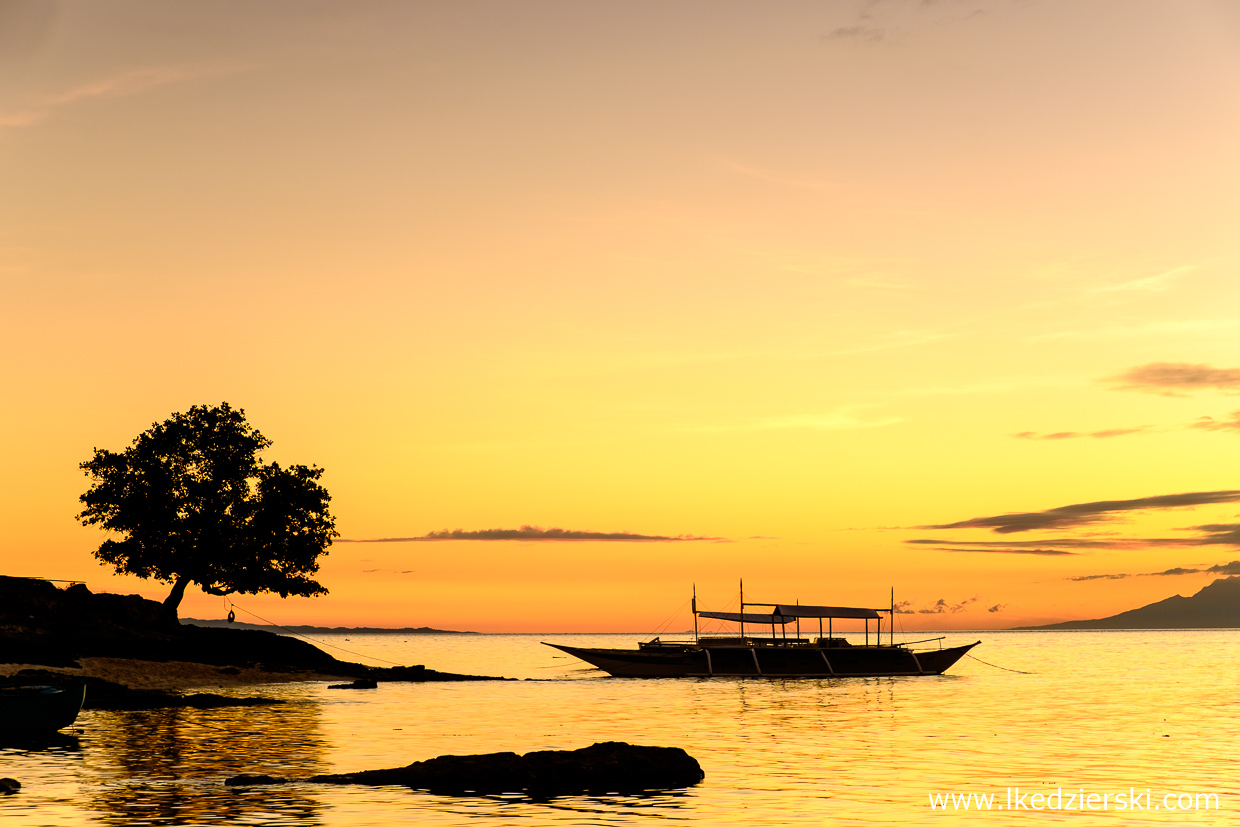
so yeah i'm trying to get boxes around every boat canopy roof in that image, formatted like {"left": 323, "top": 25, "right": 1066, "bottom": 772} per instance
{"left": 697, "top": 610, "right": 794, "bottom": 625}
{"left": 770, "top": 604, "right": 881, "bottom": 619}
{"left": 698, "top": 604, "right": 883, "bottom": 623}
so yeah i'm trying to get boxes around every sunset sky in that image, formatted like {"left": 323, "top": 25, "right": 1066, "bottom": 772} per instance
{"left": 3, "top": 0, "right": 1240, "bottom": 632}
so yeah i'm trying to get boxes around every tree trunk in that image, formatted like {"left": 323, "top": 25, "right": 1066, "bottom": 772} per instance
{"left": 163, "top": 576, "right": 190, "bottom": 616}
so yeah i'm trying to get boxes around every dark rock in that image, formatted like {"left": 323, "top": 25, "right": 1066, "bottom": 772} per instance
{"left": 0, "top": 576, "right": 505, "bottom": 681}
{"left": 376, "top": 665, "right": 425, "bottom": 680}
{"left": 0, "top": 778, "right": 20, "bottom": 795}
{"left": 224, "top": 774, "right": 288, "bottom": 787}
{"left": 523, "top": 742, "right": 704, "bottom": 794}
{"left": 2, "top": 670, "right": 283, "bottom": 711}
{"left": 328, "top": 679, "right": 378, "bottom": 690}
{"left": 315, "top": 751, "right": 535, "bottom": 794}
{"left": 226, "top": 741, "right": 704, "bottom": 796}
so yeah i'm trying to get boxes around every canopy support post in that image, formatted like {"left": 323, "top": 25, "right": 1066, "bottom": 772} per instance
{"left": 692, "top": 584, "right": 698, "bottom": 643}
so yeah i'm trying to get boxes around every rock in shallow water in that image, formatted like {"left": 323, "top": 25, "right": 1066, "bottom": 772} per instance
{"left": 327, "top": 679, "right": 378, "bottom": 690}
{"left": 225, "top": 741, "right": 703, "bottom": 795}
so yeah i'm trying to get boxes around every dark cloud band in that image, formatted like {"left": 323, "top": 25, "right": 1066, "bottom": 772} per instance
{"left": 1068, "top": 560, "right": 1240, "bottom": 581}
{"left": 339, "top": 525, "right": 722, "bottom": 542}
{"left": 919, "top": 490, "right": 1240, "bottom": 534}
{"left": 1106, "top": 362, "right": 1240, "bottom": 394}
{"left": 1013, "top": 428, "right": 1147, "bottom": 440}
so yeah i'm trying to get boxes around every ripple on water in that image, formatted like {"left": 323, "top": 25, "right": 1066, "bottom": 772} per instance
{"left": 2, "top": 631, "right": 1237, "bottom": 825}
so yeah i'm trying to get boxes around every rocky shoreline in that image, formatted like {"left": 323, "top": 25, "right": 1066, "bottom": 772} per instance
{"left": 0, "top": 575, "right": 505, "bottom": 699}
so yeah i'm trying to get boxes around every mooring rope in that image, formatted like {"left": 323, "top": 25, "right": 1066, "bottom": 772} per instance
{"left": 225, "top": 600, "right": 407, "bottom": 666}
{"left": 644, "top": 598, "right": 691, "bottom": 639}
{"left": 966, "top": 652, "right": 1035, "bottom": 674}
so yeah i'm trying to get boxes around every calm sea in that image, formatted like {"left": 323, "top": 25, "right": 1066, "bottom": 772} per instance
{"left": 2, "top": 630, "right": 1236, "bottom": 825}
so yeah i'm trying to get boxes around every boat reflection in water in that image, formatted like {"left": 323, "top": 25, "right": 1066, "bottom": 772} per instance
{"left": 547, "top": 588, "right": 979, "bottom": 678}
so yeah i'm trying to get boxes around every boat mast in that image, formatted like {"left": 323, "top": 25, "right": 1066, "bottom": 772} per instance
{"left": 890, "top": 587, "right": 895, "bottom": 647}
{"left": 693, "top": 583, "right": 698, "bottom": 643}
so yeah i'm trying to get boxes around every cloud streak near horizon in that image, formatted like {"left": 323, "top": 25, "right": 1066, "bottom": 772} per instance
{"left": 1067, "top": 560, "right": 1240, "bottom": 581}
{"left": 1192, "top": 411, "right": 1240, "bottom": 433}
{"left": 339, "top": 525, "right": 724, "bottom": 543}
{"left": 918, "top": 490, "right": 1240, "bottom": 534}
{"left": 928, "top": 547, "right": 1079, "bottom": 556}
{"left": 1012, "top": 427, "right": 1149, "bottom": 440}
{"left": 1009, "top": 364, "right": 1240, "bottom": 440}
{"left": 0, "top": 64, "right": 248, "bottom": 128}
{"left": 1106, "top": 362, "right": 1240, "bottom": 395}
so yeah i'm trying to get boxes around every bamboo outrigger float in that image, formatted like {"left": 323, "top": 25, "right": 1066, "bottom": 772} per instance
{"left": 544, "top": 585, "right": 979, "bottom": 678}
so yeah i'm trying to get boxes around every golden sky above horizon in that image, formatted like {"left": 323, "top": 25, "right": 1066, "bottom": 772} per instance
{"left": 3, "top": 0, "right": 1240, "bottom": 632}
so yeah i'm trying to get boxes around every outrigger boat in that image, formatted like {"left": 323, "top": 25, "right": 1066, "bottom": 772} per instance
{"left": 0, "top": 683, "right": 87, "bottom": 732}
{"left": 545, "top": 588, "right": 979, "bottom": 678}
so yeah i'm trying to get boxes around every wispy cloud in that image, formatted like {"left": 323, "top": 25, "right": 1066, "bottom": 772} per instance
{"left": 1068, "top": 573, "right": 1131, "bottom": 581}
{"left": 339, "top": 525, "right": 723, "bottom": 542}
{"left": 1191, "top": 411, "right": 1240, "bottom": 433}
{"left": 911, "top": 526, "right": 1240, "bottom": 552}
{"left": 822, "top": 25, "right": 887, "bottom": 42}
{"left": 1068, "top": 559, "right": 1240, "bottom": 581}
{"left": 820, "top": 329, "right": 956, "bottom": 357}
{"left": 1105, "top": 362, "right": 1240, "bottom": 396}
{"left": 908, "top": 537, "right": 1124, "bottom": 550}
{"left": 930, "top": 547, "right": 1079, "bottom": 556}
{"left": 691, "top": 411, "right": 902, "bottom": 433}
{"left": 917, "top": 596, "right": 978, "bottom": 614}
{"left": 722, "top": 160, "right": 845, "bottom": 191}
{"left": 1089, "top": 265, "right": 1195, "bottom": 294}
{"left": 1013, "top": 408, "right": 1240, "bottom": 442}
{"left": 918, "top": 490, "right": 1240, "bottom": 534}
{"left": 0, "top": 64, "right": 248, "bottom": 128}
{"left": 987, "top": 604, "right": 1007, "bottom": 613}
{"left": 1027, "top": 320, "right": 1240, "bottom": 344}
{"left": 1012, "top": 427, "right": 1149, "bottom": 441}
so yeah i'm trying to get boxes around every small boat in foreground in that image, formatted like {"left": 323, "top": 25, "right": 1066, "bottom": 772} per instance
{"left": 546, "top": 591, "right": 979, "bottom": 678}
{"left": 0, "top": 684, "right": 87, "bottom": 732}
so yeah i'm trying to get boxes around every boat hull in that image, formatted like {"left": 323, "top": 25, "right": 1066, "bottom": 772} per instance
{"left": 545, "top": 641, "right": 978, "bottom": 678}
{"left": 0, "top": 684, "right": 87, "bottom": 732}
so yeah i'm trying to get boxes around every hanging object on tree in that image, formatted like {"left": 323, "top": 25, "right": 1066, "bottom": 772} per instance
{"left": 227, "top": 609, "right": 236, "bottom": 623}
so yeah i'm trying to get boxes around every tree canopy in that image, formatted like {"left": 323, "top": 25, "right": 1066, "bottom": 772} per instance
{"left": 77, "top": 403, "right": 338, "bottom": 615}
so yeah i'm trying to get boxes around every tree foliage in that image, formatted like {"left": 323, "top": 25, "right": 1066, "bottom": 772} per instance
{"left": 78, "top": 403, "right": 338, "bottom": 614}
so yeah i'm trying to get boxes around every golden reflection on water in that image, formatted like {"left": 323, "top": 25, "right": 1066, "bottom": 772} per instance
{"left": 3, "top": 632, "right": 1239, "bottom": 825}
{"left": 84, "top": 699, "right": 328, "bottom": 826}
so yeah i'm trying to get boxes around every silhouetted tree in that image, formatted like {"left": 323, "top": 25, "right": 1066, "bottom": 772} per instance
{"left": 77, "top": 403, "right": 338, "bottom": 615}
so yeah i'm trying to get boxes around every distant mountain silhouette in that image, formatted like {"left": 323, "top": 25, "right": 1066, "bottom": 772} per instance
{"left": 181, "top": 619, "right": 475, "bottom": 634}
{"left": 1017, "top": 577, "right": 1240, "bottom": 629}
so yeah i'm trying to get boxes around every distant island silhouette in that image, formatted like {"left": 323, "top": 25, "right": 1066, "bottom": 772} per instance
{"left": 181, "top": 619, "right": 476, "bottom": 634}
{"left": 1016, "top": 576, "right": 1240, "bottom": 629}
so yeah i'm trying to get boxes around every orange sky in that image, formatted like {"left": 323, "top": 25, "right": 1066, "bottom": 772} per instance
{"left": 3, "top": 0, "right": 1240, "bottom": 631}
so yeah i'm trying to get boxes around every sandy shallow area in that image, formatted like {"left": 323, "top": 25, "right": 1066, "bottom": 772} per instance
{"left": 0, "top": 657, "right": 357, "bottom": 691}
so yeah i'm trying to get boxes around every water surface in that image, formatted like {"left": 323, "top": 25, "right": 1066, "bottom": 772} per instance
{"left": 3, "top": 631, "right": 1236, "bottom": 825}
